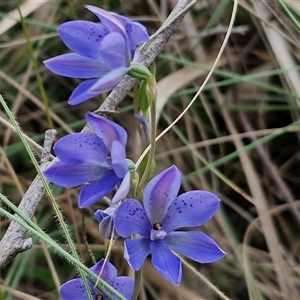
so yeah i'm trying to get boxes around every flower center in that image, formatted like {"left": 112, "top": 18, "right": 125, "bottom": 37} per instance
{"left": 150, "top": 222, "right": 166, "bottom": 240}
{"left": 153, "top": 222, "right": 162, "bottom": 230}
{"left": 96, "top": 295, "right": 103, "bottom": 300}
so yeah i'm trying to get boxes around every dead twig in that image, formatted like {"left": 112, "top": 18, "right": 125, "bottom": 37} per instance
{"left": 0, "top": 129, "right": 56, "bottom": 269}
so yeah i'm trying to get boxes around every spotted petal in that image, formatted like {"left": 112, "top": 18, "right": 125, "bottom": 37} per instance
{"left": 114, "top": 14, "right": 149, "bottom": 49}
{"left": 58, "top": 20, "right": 109, "bottom": 58}
{"left": 162, "top": 191, "right": 220, "bottom": 233}
{"left": 60, "top": 278, "right": 96, "bottom": 300}
{"left": 110, "top": 276, "right": 134, "bottom": 300}
{"left": 114, "top": 199, "right": 151, "bottom": 238}
{"left": 53, "top": 133, "right": 109, "bottom": 165}
{"left": 165, "top": 231, "right": 226, "bottom": 263}
{"left": 143, "top": 165, "right": 181, "bottom": 224}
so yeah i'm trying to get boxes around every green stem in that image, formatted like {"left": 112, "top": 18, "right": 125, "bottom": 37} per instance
{"left": 135, "top": 79, "right": 157, "bottom": 196}
{"left": 132, "top": 268, "right": 143, "bottom": 300}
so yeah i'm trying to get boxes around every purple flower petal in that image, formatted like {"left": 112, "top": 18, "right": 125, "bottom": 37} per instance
{"left": 53, "top": 133, "right": 109, "bottom": 164}
{"left": 91, "top": 259, "right": 117, "bottom": 283}
{"left": 95, "top": 207, "right": 118, "bottom": 239}
{"left": 123, "top": 237, "right": 150, "bottom": 270}
{"left": 85, "top": 5, "right": 125, "bottom": 35}
{"left": 109, "top": 13, "right": 149, "bottom": 49}
{"left": 132, "top": 48, "right": 142, "bottom": 63}
{"left": 85, "top": 113, "right": 127, "bottom": 149}
{"left": 68, "top": 79, "right": 99, "bottom": 105}
{"left": 99, "top": 214, "right": 117, "bottom": 239}
{"left": 44, "top": 160, "right": 104, "bottom": 188}
{"left": 44, "top": 53, "right": 108, "bottom": 79}
{"left": 89, "top": 66, "right": 130, "bottom": 93}
{"left": 98, "top": 32, "right": 128, "bottom": 69}
{"left": 125, "top": 21, "right": 149, "bottom": 49}
{"left": 150, "top": 240, "right": 182, "bottom": 285}
{"left": 111, "top": 171, "right": 130, "bottom": 205}
{"left": 165, "top": 231, "right": 226, "bottom": 263}
{"left": 78, "top": 170, "right": 118, "bottom": 208}
{"left": 114, "top": 199, "right": 151, "bottom": 238}
{"left": 60, "top": 278, "right": 96, "bottom": 300}
{"left": 162, "top": 191, "right": 220, "bottom": 233}
{"left": 111, "top": 140, "right": 128, "bottom": 178}
{"left": 143, "top": 165, "right": 181, "bottom": 224}
{"left": 95, "top": 207, "right": 115, "bottom": 222}
{"left": 58, "top": 21, "right": 109, "bottom": 59}
{"left": 110, "top": 276, "right": 134, "bottom": 300}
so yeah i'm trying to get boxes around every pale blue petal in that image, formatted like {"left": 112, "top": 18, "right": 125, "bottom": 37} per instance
{"left": 150, "top": 240, "right": 182, "bottom": 285}
{"left": 99, "top": 214, "right": 118, "bottom": 239}
{"left": 94, "top": 207, "right": 118, "bottom": 239}
{"left": 58, "top": 20, "right": 109, "bottom": 58}
{"left": 89, "top": 67, "right": 130, "bottom": 94}
{"left": 78, "top": 170, "right": 118, "bottom": 208}
{"left": 111, "top": 171, "right": 130, "bottom": 205}
{"left": 85, "top": 112, "right": 127, "bottom": 149}
{"left": 99, "top": 32, "right": 128, "bottom": 69}
{"left": 94, "top": 207, "right": 115, "bottom": 222}
{"left": 125, "top": 22, "right": 149, "bottom": 49}
{"left": 132, "top": 48, "right": 142, "bottom": 63}
{"left": 85, "top": 5, "right": 125, "bottom": 34}
{"left": 44, "top": 160, "right": 104, "bottom": 188}
{"left": 44, "top": 53, "right": 108, "bottom": 78}
{"left": 110, "top": 276, "right": 134, "bottom": 300}
{"left": 114, "top": 199, "right": 151, "bottom": 238}
{"left": 68, "top": 79, "right": 99, "bottom": 105}
{"left": 111, "top": 140, "right": 128, "bottom": 178}
{"left": 53, "top": 133, "right": 109, "bottom": 164}
{"left": 60, "top": 278, "right": 96, "bottom": 300}
{"left": 91, "top": 259, "right": 117, "bottom": 282}
{"left": 123, "top": 237, "right": 150, "bottom": 270}
{"left": 143, "top": 165, "right": 181, "bottom": 224}
{"left": 165, "top": 231, "right": 226, "bottom": 263}
{"left": 110, "top": 13, "right": 149, "bottom": 49}
{"left": 163, "top": 191, "right": 220, "bottom": 233}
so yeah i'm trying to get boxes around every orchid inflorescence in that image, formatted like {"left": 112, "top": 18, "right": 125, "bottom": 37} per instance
{"left": 44, "top": 5, "right": 226, "bottom": 300}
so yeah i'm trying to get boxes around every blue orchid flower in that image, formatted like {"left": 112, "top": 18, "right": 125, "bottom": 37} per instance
{"left": 60, "top": 259, "right": 134, "bottom": 300}
{"left": 44, "top": 112, "right": 128, "bottom": 208}
{"left": 114, "top": 165, "right": 226, "bottom": 285}
{"left": 44, "top": 5, "right": 149, "bottom": 105}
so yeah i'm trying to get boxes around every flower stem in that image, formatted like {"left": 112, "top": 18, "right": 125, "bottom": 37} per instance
{"left": 132, "top": 268, "right": 143, "bottom": 300}
{"left": 135, "top": 77, "right": 157, "bottom": 196}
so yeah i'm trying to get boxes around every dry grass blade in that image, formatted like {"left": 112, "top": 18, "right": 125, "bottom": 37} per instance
{"left": 0, "top": 0, "right": 48, "bottom": 36}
